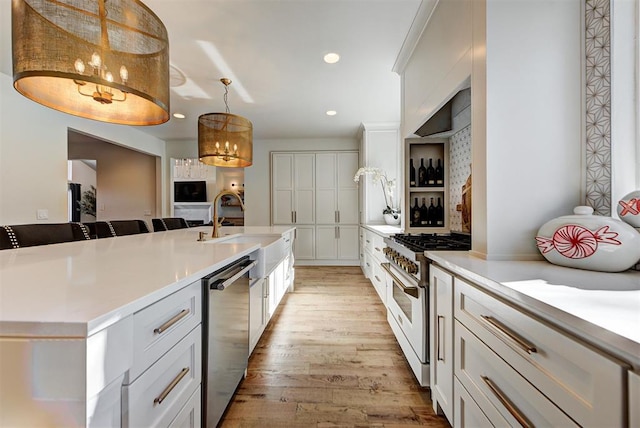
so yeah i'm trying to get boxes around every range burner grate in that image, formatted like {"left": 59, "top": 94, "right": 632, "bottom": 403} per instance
{"left": 392, "top": 233, "right": 471, "bottom": 252}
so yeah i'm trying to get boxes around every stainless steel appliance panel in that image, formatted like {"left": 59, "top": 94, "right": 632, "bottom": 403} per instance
{"left": 202, "top": 256, "right": 256, "bottom": 427}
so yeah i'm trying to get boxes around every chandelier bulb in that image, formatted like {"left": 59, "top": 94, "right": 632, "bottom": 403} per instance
{"left": 215, "top": 142, "right": 220, "bottom": 149}
{"left": 120, "top": 65, "right": 128, "bottom": 83}
{"left": 74, "top": 58, "right": 85, "bottom": 74}
{"left": 233, "top": 144, "right": 238, "bottom": 152}
{"left": 225, "top": 141, "right": 230, "bottom": 150}
{"left": 90, "top": 52, "right": 101, "bottom": 69}
{"left": 105, "top": 71, "right": 114, "bottom": 83}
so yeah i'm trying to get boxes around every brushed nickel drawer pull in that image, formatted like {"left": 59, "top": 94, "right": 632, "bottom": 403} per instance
{"left": 154, "top": 367, "right": 189, "bottom": 406}
{"left": 374, "top": 275, "right": 381, "bottom": 282}
{"left": 481, "top": 315, "right": 537, "bottom": 354}
{"left": 154, "top": 309, "right": 190, "bottom": 334}
{"left": 375, "top": 247, "right": 381, "bottom": 252}
{"left": 482, "top": 376, "right": 533, "bottom": 428}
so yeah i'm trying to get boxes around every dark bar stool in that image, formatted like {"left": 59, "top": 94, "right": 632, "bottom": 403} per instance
{"left": 83, "top": 220, "right": 150, "bottom": 238}
{"left": 152, "top": 217, "right": 190, "bottom": 232}
{"left": 0, "top": 222, "right": 91, "bottom": 249}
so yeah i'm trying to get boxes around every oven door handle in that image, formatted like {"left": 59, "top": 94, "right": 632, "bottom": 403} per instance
{"left": 381, "top": 263, "right": 419, "bottom": 298}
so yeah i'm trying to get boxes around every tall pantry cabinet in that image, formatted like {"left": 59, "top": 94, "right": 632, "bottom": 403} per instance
{"left": 271, "top": 151, "right": 359, "bottom": 265}
{"left": 358, "top": 123, "right": 401, "bottom": 225}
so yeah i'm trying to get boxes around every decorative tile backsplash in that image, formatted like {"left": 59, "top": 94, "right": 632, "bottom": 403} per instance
{"left": 585, "top": 0, "right": 611, "bottom": 216}
{"left": 448, "top": 125, "right": 472, "bottom": 232}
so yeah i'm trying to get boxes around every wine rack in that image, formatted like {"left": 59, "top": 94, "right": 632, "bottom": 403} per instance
{"left": 405, "top": 138, "right": 448, "bottom": 231}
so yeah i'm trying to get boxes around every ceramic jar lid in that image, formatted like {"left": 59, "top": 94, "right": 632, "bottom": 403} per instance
{"left": 536, "top": 206, "right": 640, "bottom": 272}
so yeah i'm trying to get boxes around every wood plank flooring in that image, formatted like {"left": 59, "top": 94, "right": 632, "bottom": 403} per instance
{"left": 219, "top": 266, "right": 451, "bottom": 427}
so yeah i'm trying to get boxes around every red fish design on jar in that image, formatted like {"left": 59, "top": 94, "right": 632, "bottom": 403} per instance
{"left": 535, "top": 224, "right": 621, "bottom": 259}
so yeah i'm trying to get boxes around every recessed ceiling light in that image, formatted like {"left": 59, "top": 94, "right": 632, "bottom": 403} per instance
{"left": 173, "top": 113, "right": 185, "bottom": 119}
{"left": 323, "top": 53, "right": 340, "bottom": 64}
{"left": 326, "top": 110, "right": 337, "bottom": 116}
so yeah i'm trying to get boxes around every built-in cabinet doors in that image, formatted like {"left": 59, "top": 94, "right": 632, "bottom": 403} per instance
{"left": 315, "top": 225, "right": 359, "bottom": 260}
{"left": 272, "top": 153, "right": 315, "bottom": 225}
{"left": 315, "top": 152, "right": 359, "bottom": 225}
{"left": 293, "top": 225, "right": 315, "bottom": 260}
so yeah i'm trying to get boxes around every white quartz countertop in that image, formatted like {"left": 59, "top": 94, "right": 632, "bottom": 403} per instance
{"left": 0, "top": 226, "right": 293, "bottom": 338}
{"left": 362, "top": 224, "right": 403, "bottom": 237}
{"left": 426, "top": 251, "right": 640, "bottom": 368}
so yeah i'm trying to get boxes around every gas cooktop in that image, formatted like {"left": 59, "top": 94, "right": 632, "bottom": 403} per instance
{"left": 390, "top": 233, "right": 471, "bottom": 253}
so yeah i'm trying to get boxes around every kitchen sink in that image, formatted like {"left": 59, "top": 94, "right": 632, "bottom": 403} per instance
{"left": 206, "top": 234, "right": 286, "bottom": 279}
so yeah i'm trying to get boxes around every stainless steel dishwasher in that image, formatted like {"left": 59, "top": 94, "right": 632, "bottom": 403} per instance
{"left": 201, "top": 255, "right": 257, "bottom": 427}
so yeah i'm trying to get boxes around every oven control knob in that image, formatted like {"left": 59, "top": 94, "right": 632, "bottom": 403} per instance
{"left": 406, "top": 262, "right": 418, "bottom": 275}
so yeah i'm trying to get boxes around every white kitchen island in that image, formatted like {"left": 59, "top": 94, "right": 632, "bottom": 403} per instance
{"left": 0, "top": 225, "right": 293, "bottom": 427}
{"left": 426, "top": 252, "right": 640, "bottom": 427}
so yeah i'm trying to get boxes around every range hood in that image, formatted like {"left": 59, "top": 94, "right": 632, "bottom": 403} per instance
{"left": 414, "top": 88, "right": 471, "bottom": 138}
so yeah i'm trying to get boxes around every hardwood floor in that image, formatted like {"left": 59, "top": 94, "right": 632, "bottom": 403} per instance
{"left": 219, "top": 266, "right": 451, "bottom": 427}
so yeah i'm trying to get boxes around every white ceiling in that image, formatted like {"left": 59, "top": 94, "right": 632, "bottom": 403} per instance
{"left": 0, "top": 0, "right": 421, "bottom": 142}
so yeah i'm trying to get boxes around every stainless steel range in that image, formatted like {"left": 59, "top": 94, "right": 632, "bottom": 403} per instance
{"left": 381, "top": 233, "right": 470, "bottom": 387}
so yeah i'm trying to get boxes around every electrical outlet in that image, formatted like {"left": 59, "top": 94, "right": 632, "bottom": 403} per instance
{"left": 144, "top": 210, "right": 152, "bottom": 216}
{"left": 36, "top": 209, "right": 48, "bottom": 220}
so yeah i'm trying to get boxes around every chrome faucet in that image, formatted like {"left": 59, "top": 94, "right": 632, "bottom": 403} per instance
{"left": 212, "top": 190, "right": 245, "bottom": 238}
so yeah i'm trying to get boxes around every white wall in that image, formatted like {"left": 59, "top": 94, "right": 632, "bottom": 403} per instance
{"left": 478, "top": 0, "right": 583, "bottom": 259}
{"left": 0, "top": 72, "right": 167, "bottom": 225}
{"left": 244, "top": 138, "right": 359, "bottom": 226}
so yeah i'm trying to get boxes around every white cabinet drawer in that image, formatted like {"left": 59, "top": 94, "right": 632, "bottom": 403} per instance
{"left": 370, "top": 262, "right": 386, "bottom": 304}
{"left": 168, "top": 386, "right": 201, "bottom": 428}
{"left": 123, "top": 325, "right": 202, "bottom": 428}
{"left": 130, "top": 281, "right": 202, "bottom": 381}
{"left": 453, "top": 378, "right": 494, "bottom": 428}
{"left": 371, "top": 233, "right": 386, "bottom": 264}
{"left": 454, "top": 279, "right": 625, "bottom": 427}
{"left": 455, "top": 321, "right": 578, "bottom": 427}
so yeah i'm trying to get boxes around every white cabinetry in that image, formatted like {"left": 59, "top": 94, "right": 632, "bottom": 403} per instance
{"left": 359, "top": 123, "right": 401, "bottom": 225}
{"left": 249, "top": 232, "right": 295, "bottom": 354}
{"left": 123, "top": 280, "right": 203, "bottom": 428}
{"left": 429, "top": 265, "right": 453, "bottom": 423}
{"left": 272, "top": 153, "right": 315, "bottom": 225}
{"left": 249, "top": 278, "right": 267, "bottom": 354}
{"left": 360, "top": 226, "right": 390, "bottom": 304}
{"left": 271, "top": 151, "right": 359, "bottom": 264}
{"left": 427, "top": 262, "right": 629, "bottom": 428}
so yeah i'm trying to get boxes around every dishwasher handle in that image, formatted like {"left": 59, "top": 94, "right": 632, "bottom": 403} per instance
{"left": 203, "top": 258, "right": 257, "bottom": 291}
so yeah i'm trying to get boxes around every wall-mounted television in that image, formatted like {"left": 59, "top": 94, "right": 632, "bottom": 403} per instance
{"left": 174, "top": 181, "right": 207, "bottom": 202}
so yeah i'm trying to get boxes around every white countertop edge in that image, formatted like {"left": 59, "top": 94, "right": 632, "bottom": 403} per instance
{"left": 426, "top": 251, "right": 640, "bottom": 369}
{"left": 362, "top": 224, "right": 403, "bottom": 237}
{"left": 0, "top": 244, "right": 260, "bottom": 338}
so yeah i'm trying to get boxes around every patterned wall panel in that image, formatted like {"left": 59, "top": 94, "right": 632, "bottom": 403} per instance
{"left": 448, "top": 125, "right": 472, "bottom": 232}
{"left": 585, "top": 0, "right": 611, "bottom": 216}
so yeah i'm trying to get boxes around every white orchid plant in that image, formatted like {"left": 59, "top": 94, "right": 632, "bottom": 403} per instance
{"left": 353, "top": 167, "right": 400, "bottom": 217}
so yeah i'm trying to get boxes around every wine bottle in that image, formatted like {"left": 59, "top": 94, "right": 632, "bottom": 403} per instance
{"left": 418, "top": 158, "right": 427, "bottom": 187}
{"left": 419, "top": 197, "right": 428, "bottom": 226}
{"left": 410, "top": 159, "right": 416, "bottom": 187}
{"left": 411, "top": 198, "right": 420, "bottom": 227}
{"left": 426, "top": 158, "right": 436, "bottom": 186}
{"left": 428, "top": 198, "right": 436, "bottom": 226}
{"left": 427, "top": 198, "right": 436, "bottom": 226}
{"left": 436, "top": 197, "right": 444, "bottom": 226}
{"left": 435, "top": 159, "right": 444, "bottom": 186}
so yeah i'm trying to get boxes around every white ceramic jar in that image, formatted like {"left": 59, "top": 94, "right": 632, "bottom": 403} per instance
{"left": 536, "top": 206, "right": 640, "bottom": 272}
{"left": 617, "top": 190, "right": 640, "bottom": 229}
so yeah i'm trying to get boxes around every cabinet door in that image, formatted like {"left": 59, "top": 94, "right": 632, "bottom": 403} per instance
{"left": 293, "top": 225, "right": 315, "bottom": 260}
{"left": 429, "top": 265, "right": 454, "bottom": 423}
{"left": 337, "top": 152, "right": 359, "bottom": 224}
{"left": 315, "top": 153, "right": 338, "bottom": 224}
{"left": 337, "top": 225, "right": 359, "bottom": 260}
{"left": 272, "top": 153, "right": 294, "bottom": 224}
{"left": 315, "top": 225, "right": 338, "bottom": 259}
{"left": 293, "top": 153, "right": 315, "bottom": 224}
{"left": 249, "top": 278, "right": 266, "bottom": 354}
